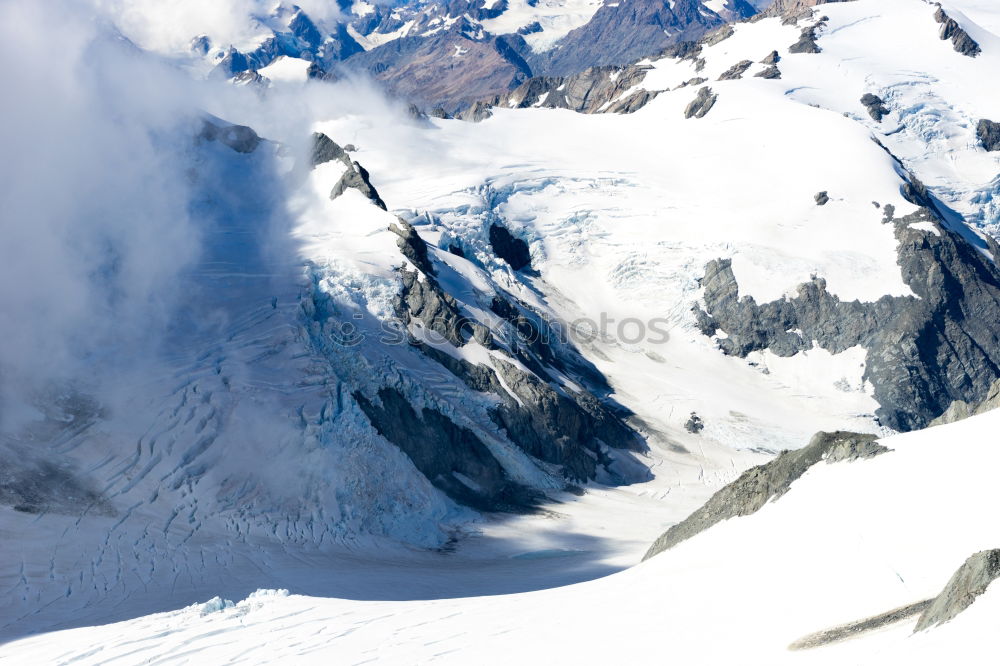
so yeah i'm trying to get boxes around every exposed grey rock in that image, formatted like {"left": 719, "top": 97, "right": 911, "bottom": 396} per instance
{"left": 675, "top": 76, "right": 708, "bottom": 89}
{"left": 330, "top": 161, "right": 387, "bottom": 210}
{"left": 789, "top": 19, "right": 825, "bottom": 53}
{"left": 789, "top": 600, "right": 933, "bottom": 650}
{"left": 310, "top": 132, "right": 351, "bottom": 168}
{"left": 934, "top": 6, "right": 982, "bottom": 57}
{"left": 823, "top": 434, "right": 890, "bottom": 463}
{"left": 390, "top": 219, "right": 437, "bottom": 276}
{"left": 354, "top": 387, "right": 539, "bottom": 512}
{"left": 684, "top": 86, "right": 718, "bottom": 119}
{"left": 458, "top": 101, "right": 494, "bottom": 122}
{"left": 643, "top": 431, "right": 886, "bottom": 559}
{"left": 232, "top": 70, "right": 266, "bottom": 88}
{"left": 487, "top": 63, "right": 654, "bottom": 115}
{"left": 754, "top": 65, "right": 782, "bottom": 79}
{"left": 718, "top": 59, "right": 753, "bottom": 80}
{"left": 814, "top": 191, "right": 829, "bottom": 205}
{"left": 693, "top": 206, "right": 1000, "bottom": 431}
{"left": 491, "top": 358, "right": 646, "bottom": 481}
{"left": 197, "top": 119, "right": 261, "bottom": 154}
{"left": 860, "top": 93, "right": 890, "bottom": 122}
{"left": 930, "top": 379, "right": 1000, "bottom": 425}
{"left": 383, "top": 213, "right": 647, "bottom": 489}
{"left": 414, "top": 341, "right": 645, "bottom": 484}
{"left": 758, "top": 0, "right": 847, "bottom": 22}
{"left": 391, "top": 272, "right": 646, "bottom": 486}
{"left": 345, "top": 26, "right": 532, "bottom": 113}
{"left": 761, "top": 50, "right": 780, "bottom": 65}
{"left": 915, "top": 550, "right": 1000, "bottom": 631}
{"left": 702, "top": 24, "right": 736, "bottom": 47}
{"left": 395, "top": 268, "right": 471, "bottom": 347}
{"left": 684, "top": 412, "right": 704, "bottom": 433}
{"left": 978, "top": 119, "right": 1000, "bottom": 151}
{"left": 489, "top": 224, "right": 532, "bottom": 271}
{"left": 518, "top": 21, "right": 543, "bottom": 35}
{"left": 430, "top": 107, "right": 452, "bottom": 119}
{"left": 535, "top": 0, "right": 752, "bottom": 78}
{"left": 606, "top": 89, "right": 663, "bottom": 113}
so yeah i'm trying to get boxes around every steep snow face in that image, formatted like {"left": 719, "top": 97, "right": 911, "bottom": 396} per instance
{"left": 9, "top": 407, "right": 1000, "bottom": 664}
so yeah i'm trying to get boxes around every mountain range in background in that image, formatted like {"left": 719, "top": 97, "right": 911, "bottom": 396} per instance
{"left": 197, "top": 0, "right": 775, "bottom": 110}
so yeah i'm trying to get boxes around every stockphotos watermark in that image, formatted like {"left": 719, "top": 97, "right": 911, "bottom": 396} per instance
{"left": 326, "top": 312, "right": 672, "bottom": 348}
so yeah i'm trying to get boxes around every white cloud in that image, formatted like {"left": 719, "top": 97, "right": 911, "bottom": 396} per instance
{"left": 0, "top": 0, "right": 204, "bottom": 419}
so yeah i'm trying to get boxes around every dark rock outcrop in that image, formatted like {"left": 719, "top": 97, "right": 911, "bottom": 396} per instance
{"left": 382, "top": 215, "right": 647, "bottom": 491}
{"left": 489, "top": 224, "right": 532, "bottom": 271}
{"left": 684, "top": 86, "right": 718, "bottom": 119}
{"left": 391, "top": 219, "right": 438, "bottom": 277}
{"left": 915, "top": 549, "right": 1000, "bottom": 631}
{"left": 693, "top": 206, "right": 1000, "bottom": 431}
{"left": 717, "top": 60, "right": 753, "bottom": 81}
{"left": 761, "top": 50, "right": 780, "bottom": 65}
{"left": 814, "top": 191, "right": 830, "bottom": 205}
{"left": 311, "top": 132, "right": 351, "bottom": 168}
{"left": 518, "top": 21, "right": 543, "bottom": 35}
{"left": 978, "top": 119, "right": 1000, "bottom": 151}
{"left": 684, "top": 412, "right": 704, "bottom": 433}
{"left": 644, "top": 431, "right": 887, "bottom": 559}
{"left": 197, "top": 119, "right": 261, "bottom": 154}
{"left": 860, "top": 93, "right": 890, "bottom": 122}
{"left": 789, "top": 600, "right": 933, "bottom": 650}
{"left": 789, "top": 19, "right": 825, "bottom": 53}
{"left": 484, "top": 63, "right": 654, "bottom": 116}
{"left": 458, "top": 101, "right": 494, "bottom": 122}
{"left": 934, "top": 6, "right": 982, "bottom": 57}
{"left": 755, "top": 65, "right": 781, "bottom": 79}
{"left": 396, "top": 268, "right": 472, "bottom": 348}
{"left": 354, "top": 387, "right": 538, "bottom": 512}
{"left": 330, "top": 161, "right": 387, "bottom": 210}
{"left": 535, "top": 0, "right": 754, "bottom": 78}
{"left": 931, "top": 378, "right": 1000, "bottom": 426}
{"left": 345, "top": 26, "right": 533, "bottom": 112}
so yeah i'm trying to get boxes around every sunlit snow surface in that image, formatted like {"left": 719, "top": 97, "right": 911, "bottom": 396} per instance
{"left": 4, "top": 0, "right": 1000, "bottom": 662}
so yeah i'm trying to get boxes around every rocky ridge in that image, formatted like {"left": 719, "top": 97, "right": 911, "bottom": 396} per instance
{"left": 644, "top": 431, "right": 888, "bottom": 559}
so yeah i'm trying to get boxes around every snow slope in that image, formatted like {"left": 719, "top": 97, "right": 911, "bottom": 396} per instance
{"left": 7, "top": 407, "right": 1000, "bottom": 664}
{"left": 4, "top": 0, "right": 1000, "bottom": 661}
